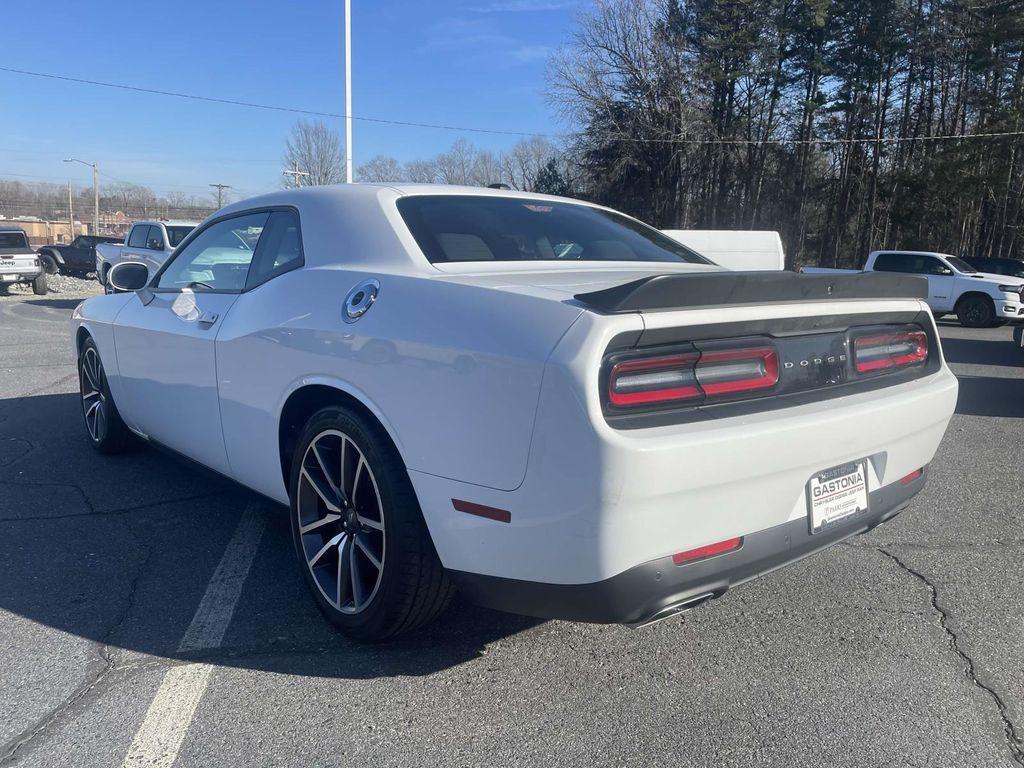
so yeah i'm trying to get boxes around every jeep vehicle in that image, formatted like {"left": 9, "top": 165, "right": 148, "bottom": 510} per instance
{"left": 0, "top": 227, "right": 46, "bottom": 294}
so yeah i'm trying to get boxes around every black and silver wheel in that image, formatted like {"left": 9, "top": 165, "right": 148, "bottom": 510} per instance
{"left": 31, "top": 273, "right": 47, "bottom": 295}
{"left": 957, "top": 295, "right": 995, "bottom": 328}
{"left": 78, "top": 337, "right": 134, "bottom": 454}
{"left": 289, "top": 406, "right": 453, "bottom": 640}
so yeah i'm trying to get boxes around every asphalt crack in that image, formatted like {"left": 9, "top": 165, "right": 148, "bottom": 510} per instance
{"left": 881, "top": 548, "right": 1024, "bottom": 766}
{"left": 0, "top": 515, "right": 155, "bottom": 765}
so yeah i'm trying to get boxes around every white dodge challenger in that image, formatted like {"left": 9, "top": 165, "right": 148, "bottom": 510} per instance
{"left": 71, "top": 184, "right": 958, "bottom": 640}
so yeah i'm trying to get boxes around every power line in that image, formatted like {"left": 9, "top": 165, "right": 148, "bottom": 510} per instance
{"left": 0, "top": 65, "right": 552, "bottom": 139}
{"left": 209, "top": 183, "right": 231, "bottom": 208}
{"left": 4, "top": 64, "right": 1024, "bottom": 148}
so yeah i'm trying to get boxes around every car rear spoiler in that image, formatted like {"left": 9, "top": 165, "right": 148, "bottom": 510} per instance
{"left": 573, "top": 270, "right": 928, "bottom": 314}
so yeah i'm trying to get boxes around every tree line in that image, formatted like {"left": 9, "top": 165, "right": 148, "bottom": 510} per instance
{"left": 549, "top": 0, "right": 1024, "bottom": 267}
{"left": 0, "top": 179, "right": 218, "bottom": 224}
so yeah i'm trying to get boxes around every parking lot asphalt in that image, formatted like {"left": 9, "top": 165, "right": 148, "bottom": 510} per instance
{"left": 1, "top": 285, "right": 1022, "bottom": 768}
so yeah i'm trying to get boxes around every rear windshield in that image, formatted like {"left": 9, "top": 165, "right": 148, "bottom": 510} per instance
{"left": 0, "top": 232, "right": 30, "bottom": 250}
{"left": 166, "top": 226, "right": 194, "bottom": 248}
{"left": 396, "top": 195, "right": 709, "bottom": 264}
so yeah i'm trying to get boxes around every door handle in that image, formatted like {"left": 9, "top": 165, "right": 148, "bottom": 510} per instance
{"left": 197, "top": 312, "right": 219, "bottom": 328}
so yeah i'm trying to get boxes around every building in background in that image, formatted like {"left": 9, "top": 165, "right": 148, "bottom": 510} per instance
{"left": 0, "top": 217, "right": 87, "bottom": 246}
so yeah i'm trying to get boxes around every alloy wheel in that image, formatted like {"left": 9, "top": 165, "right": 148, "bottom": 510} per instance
{"left": 296, "top": 429, "right": 386, "bottom": 614}
{"left": 80, "top": 347, "right": 107, "bottom": 443}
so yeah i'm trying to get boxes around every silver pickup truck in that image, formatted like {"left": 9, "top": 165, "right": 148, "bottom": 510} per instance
{"left": 0, "top": 227, "right": 46, "bottom": 295}
{"left": 95, "top": 220, "right": 197, "bottom": 287}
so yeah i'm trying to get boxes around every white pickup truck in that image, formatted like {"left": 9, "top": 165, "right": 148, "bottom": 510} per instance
{"left": 95, "top": 220, "right": 197, "bottom": 287}
{"left": 802, "top": 250, "right": 1024, "bottom": 328}
{"left": 0, "top": 227, "right": 46, "bottom": 295}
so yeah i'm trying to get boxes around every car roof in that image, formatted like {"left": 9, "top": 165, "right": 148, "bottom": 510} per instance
{"left": 965, "top": 255, "right": 1023, "bottom": 261}
{"left": 208, "top": 183, "right": 618, "bottom": 272}
{"left": 0, "top": 226, "right": 27, "bottom": 232}
{"left": 218, "top": 182, "right": 597, "bottom": 211}
{"left": 131, "top": 220, "right": 200, "bottom": 227}
{"left": 871, "top": 250, "right": 956, "bottom": 259}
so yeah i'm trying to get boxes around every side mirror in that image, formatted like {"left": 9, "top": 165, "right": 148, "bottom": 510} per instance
{"left": 107, "top": 261, "right": 150, "bottom": 293}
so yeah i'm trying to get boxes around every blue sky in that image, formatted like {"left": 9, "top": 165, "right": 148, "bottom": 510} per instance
{"left": 0, "top": 0, "right": 579, "bottom": 200}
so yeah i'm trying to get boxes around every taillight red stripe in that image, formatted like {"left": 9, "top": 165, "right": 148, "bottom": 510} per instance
{"left": 672, "top": 537, "right": 743, "bottom": 565}
{"left": 899, "top": 468, "right": 923, "bottom": 485}
{"left": 452, "top": 499, "right": 511, "bottom": 523}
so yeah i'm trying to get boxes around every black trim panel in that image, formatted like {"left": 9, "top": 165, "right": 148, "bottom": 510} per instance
{"left": 575, "top": 270, "right": 928, "bottom": 314}
{"left": 451, "top": 467, "right": 927, "bottom": 625}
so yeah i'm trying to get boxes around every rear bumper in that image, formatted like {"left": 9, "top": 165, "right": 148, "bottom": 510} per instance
{"left": 452, "top": 468, "right": 926, "bottom": 624}
{"left": 0, "top": 270, "right": 41, "bottom": 283}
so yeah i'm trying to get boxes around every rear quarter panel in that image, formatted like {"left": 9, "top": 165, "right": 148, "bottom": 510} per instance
{"left": 215, "top": 266, "right": 584, "bottom": 502}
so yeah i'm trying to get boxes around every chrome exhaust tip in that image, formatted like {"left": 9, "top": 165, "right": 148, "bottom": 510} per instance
{"left": 629, "top": 592, "right": 716, "bottom": 628}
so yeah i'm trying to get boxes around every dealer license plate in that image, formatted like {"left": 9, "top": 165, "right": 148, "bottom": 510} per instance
{"left": 807, "top": 460, "right": 868, "bottom": 533}
{"left": 2, "top": 275, "right": 15, "bottom": 282}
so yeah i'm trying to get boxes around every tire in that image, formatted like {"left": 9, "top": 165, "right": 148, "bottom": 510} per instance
{"left": 32, "top": 273, "right": 48, "bottom": 295}
{"left": 956, "top": 295, "right": 996, "bottom": 328}
{"left": 289, "top": 405, "right": 453, "bottom": 641}
{"left": 38, "top": 252, "right": 58, "bottom": 275}
{"left": 78, "top": 337, "right": 135, "bottom": 454}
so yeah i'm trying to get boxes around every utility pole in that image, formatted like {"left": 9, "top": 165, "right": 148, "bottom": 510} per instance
{"left": 209, "top": 183, "right": 232, "bottom": 209}
{"left": 64, "top": 158, "right": 99, "bottom": 234}
{"left": 345, "top": 0, "right": 353, "bottom": 183}
{"left": 285, "top": 162, "right": 309, "bottom": 187}
{"left": 68, "top": 183, "right": 74, "bottom": 242}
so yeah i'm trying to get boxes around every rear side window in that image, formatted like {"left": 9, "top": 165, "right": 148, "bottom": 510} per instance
{"left": 874, "top": 253, "right": 949, "bottom": 275}
{"left": 246, "top": 210, "right": 304, "bottom": 289}
{"left": 127, "top": 226, "right": 148, "bottom": 248}
{"left": 397, "top": 195, "right": 708, "bottom": 264}
{"left": 166, "top": 226, "right": 193, "bottom": 248}
{"left": 145, "top": 226, "right": 165, "bottom": 250}
{"left": 873, "top": 253, "right": 915, "bottom": 272}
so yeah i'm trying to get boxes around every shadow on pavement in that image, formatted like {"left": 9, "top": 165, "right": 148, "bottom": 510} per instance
{"left": 941, "top": 336, "right": 1024, "bottom": 368}
{"left": 954, "top": 375, "right": 1024, "bottom": 417}
{"left": 0, "top": 392, "right": 542, "bottom": 680}
{"left": 23, "top": 298, "right": 88, "bottom": 311}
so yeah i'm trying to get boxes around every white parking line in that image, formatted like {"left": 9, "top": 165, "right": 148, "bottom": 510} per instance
{"left": 123, "top": 499, "right": 268, "bottom": 768}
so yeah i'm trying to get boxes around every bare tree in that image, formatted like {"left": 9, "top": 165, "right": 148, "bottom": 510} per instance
{"left": 107, "top": 182, "right": 158, "bottom": 217}
{"left": 403, "top": 159, "right": 438, "bottom": 183}
{"left": 357, "top": 155, "right": 405, "bottom": 183}
{"left": 282, "top": 119, "right": 346, "bottom": 187}
{"left": 435, "top": 138, "right": 481, "bottom": 185}
{"left": 501, "top": 137, "right": 559, "bottom": 191}
{"left": 470, "top": 149, "right": 505, "bottom": 187}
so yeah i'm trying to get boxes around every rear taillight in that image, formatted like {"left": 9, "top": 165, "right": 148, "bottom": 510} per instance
{"left": 607, "top": 353, "right": 701, "bottom": 407}
{"left": 696, "top": 346, "right": 779, "bottom": 396}
{"left": 608, "top": 343, "right": 778, "bottom": 408}
{"left": 672, "top": 537, "right": 743, "bottom": 565}
{"left": 853, "top": 330, "right": 928, "bottom": 373}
